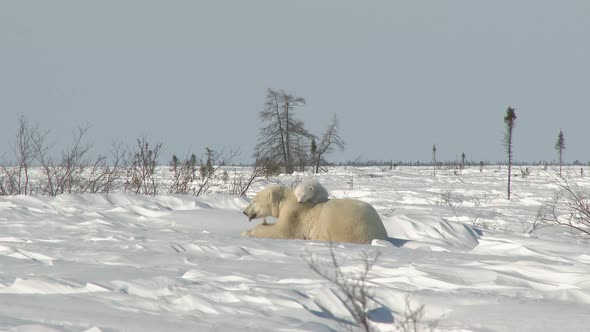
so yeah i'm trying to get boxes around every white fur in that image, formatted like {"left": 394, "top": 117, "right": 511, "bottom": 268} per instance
{"left": 242, "top": 185, "right": 388, "bottom": 244}
{"left": 293, "top": 178, "right": 329, "bottom": 204}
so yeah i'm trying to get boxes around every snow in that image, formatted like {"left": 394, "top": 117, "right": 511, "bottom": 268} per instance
{"left": 1, "top": 166, "right": 590, "bottom": 331}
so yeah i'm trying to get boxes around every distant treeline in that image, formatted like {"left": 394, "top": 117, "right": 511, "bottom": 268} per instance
{"left": 229, "top": 159, "right": 590, "bottom": 168}
{"left": 330, "top": 160, "right": 590, "bottom": 168}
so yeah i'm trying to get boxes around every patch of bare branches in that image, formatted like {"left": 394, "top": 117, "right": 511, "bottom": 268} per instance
{"left": 541, "top": 176, "right": 590, "bottom": 237}
{"left": 84, "top": 142, "right": 129, "bottom": 194}
{"left": 520, "top": 204, "right": 553, "bottom": 234}
{"left": 124, "top": 138, "right": 162, "bottom": 196}
{"left": 1, "top": 116, "right": 264, "bottom": 198}
{"left": 37, "top": 126, "right": 93, "bottom": 196}
{"left": 1, "top": 118, "right": 130, "bottom": 196}
{"left": 224, "top": 158, "right": 267, "bottom": 196}
{"left": 167, "top": 148, "right": 250, "bottom": 196}
{"left": 307, "top": 244, "right": 380, "bottom": 332}
{"left": 168, "top": 152, "right": 198, "bottom": 195}
{"left": 195, "top": 148, "right": 238, "bottom": 196}
{"left": 306, "top": 244, "right": 436, "bottom": 332}
{"left": 1, "top": 116, "right": 46, "bottom": 195}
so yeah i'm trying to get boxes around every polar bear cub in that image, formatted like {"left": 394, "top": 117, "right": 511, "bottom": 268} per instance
{"left": 294, "top": 178, "right": 329, "bottom": 204}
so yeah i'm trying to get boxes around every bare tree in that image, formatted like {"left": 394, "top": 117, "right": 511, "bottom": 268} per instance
{"left": 280, "top": 91, "right": 306, "bottom": 173}
{"left": 101, "top": 141, "right": 130, "bottom": 194}
{"left": 504, "top": 107, "right": 517, "bottom": 200}
{"left": 256, "top": 89, "right": 312, "bottom": 174}
{"left": 83, "top": 141, "right": 130, "bottom": 194}
{"left": 14, "top": 117, "right": 33, "bottom": 194}
{"left": 125, "top": 138, "right": 162, "bottom": 196}
{"left": 312, "top": 115, "right": 345, "bottom": 173}
{"left": 34, "top": 127, "right": 56, "bottom": 195}
{"left": 57, "top": 126, "right": 93, "bottom": 194}
{"left": 555, "top": 130, "right": 565, "bottom": 177}
{"left": 293, "top": 136, "right": 310, "bottom": 172}
{"left": 226, "top": 156, "right": 267, "bottom": 196}
{"left": 6, "top": 116, "right": 47, "bottom": 195}
{"left": 35, "top": 126, "right": 93, "bottom": 196}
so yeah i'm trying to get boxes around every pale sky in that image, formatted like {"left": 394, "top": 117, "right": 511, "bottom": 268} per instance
{"left": 1, "top": 1, "right": 589, "bottom": 164}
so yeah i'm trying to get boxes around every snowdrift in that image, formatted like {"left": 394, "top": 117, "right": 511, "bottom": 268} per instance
{"left": 1, "top": 167, "right": 590, "bottom": 331}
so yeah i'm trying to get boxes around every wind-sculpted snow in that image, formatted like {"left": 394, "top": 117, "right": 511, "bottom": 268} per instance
{"left": 0, "top": 167, "right": 590, "bottom": 331}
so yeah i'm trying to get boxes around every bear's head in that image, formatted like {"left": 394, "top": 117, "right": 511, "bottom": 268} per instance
{"left": 294, "top": 182, "right": 315, "bottom": 204}
{"left": 243, "top": 184, "right": 285, "bottom": 220}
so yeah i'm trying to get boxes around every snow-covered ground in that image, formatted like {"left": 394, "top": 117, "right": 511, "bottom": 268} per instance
{"left": 1, "top": 166, "right": 590, "bottom": 331}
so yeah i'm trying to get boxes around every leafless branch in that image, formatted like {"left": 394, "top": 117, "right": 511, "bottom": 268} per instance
{"left": 542, "top": 175, "right": 590, "bottom": 237}
{"left": 307, "top": 243, "right": 380, "bottom": 332}
{"left": 125, "top": 138, "right": 162, "bottom": 196}
{"left": 314, "top": 115, "right": 345, "bottom": 173}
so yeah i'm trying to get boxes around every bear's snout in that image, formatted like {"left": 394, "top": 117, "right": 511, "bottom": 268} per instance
{"left": 243, "top": 207, "right": 256, "bottom": 221}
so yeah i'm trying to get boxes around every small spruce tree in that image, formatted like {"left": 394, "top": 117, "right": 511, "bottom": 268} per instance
{"left": 170, "top": 155, "right": 179, "bottom": 173}
{"left": 189, "top": 154, "right": 197, "bottom": 181}
{"left": 461, "top": 152, "right": 466, "bottom": 170}
{"left": 555, "top": 130, "right": 565, "bottom": 177}
{"left": 200, "top": 148, "right": 214, "bottom": 179}
{"left": 310, "top": 138, "right": 317, "bottom": 170}
{"left": 432, "top": 144, "right": 437, "bottom": 176}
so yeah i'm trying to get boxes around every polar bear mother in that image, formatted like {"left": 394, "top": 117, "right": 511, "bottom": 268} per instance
{"left": 242, "top": 184, "right": 388, "bottom": 244}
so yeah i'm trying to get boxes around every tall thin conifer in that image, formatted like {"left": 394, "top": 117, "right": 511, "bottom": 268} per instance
{"left": 504, "top": 107, "right": 517, "bottom": 200}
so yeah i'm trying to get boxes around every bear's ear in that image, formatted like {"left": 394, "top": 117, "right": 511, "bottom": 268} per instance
{"left": 269, "top": 187, "right": 284, "bottom": 217}
{"left": 269, "top": 187, "right": 283, "bottom": 203}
